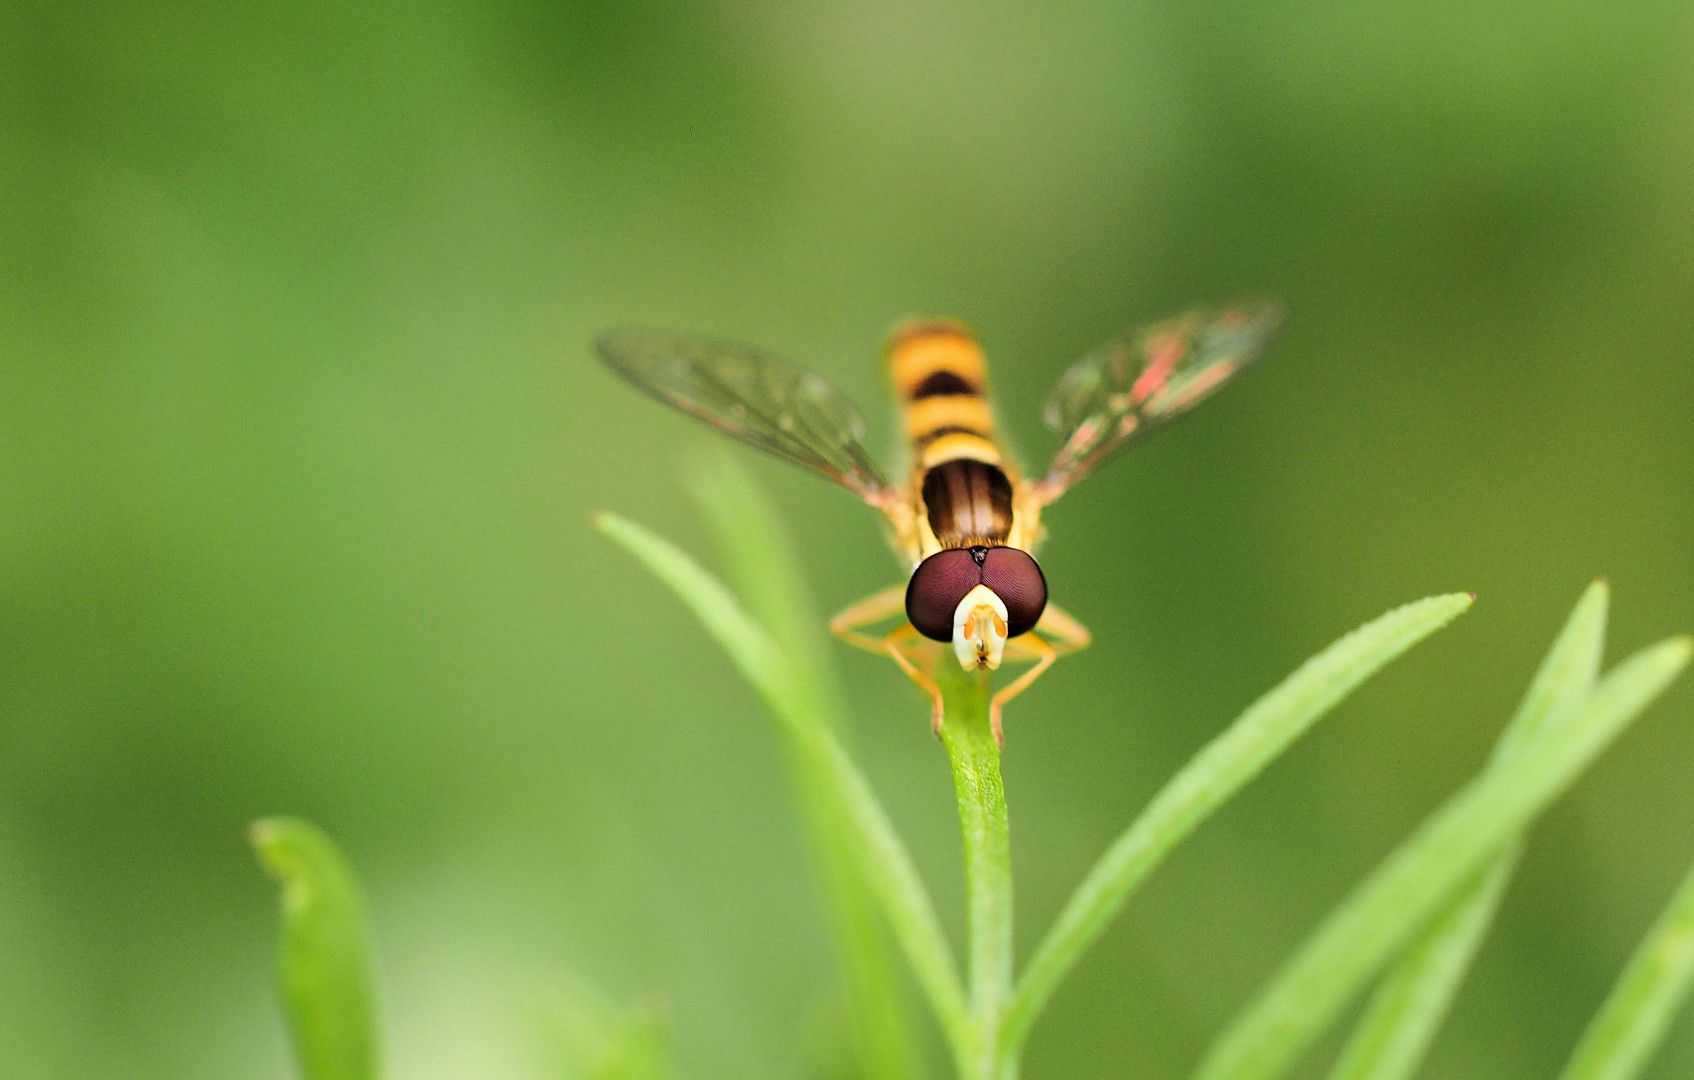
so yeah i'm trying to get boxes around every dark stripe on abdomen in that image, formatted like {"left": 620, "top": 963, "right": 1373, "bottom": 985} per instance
{"left": 916, "top": 424, "right": 989, "bottom": 447}
{"left": 922, "top": 459, "right": 1014, "bottom": 545}
{"left": 910, "top": 369, "right": 978, "bottom": 399}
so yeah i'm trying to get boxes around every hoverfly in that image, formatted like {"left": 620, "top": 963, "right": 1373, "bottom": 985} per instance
{"left": 598, "top": 304, "right": 1280, "bottom": 745}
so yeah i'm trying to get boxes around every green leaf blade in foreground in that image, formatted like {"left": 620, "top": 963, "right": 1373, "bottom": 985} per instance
{"left": 1194, "top": 634, "right": 1692, "bottom": 1080}
{"left": 250, "top": 817, "right": 380, "bottom": 1080}
{"left": 1558, "top": 854, "right": 1694, "bottom": 1080}
{"left": 683, "top": 442, "right": 844, "bottom": 715}
{"left": 594, "top": 511, "right": 975, "bottom": 1063}
{"left": 683, "top": 447, "right": 926, "bottom": 1080}
{"left": 1002, "top": 592, "right": 1474, "bottom": 1055}
{"left": 1326, "top": 580, "right": 1610, "bottom": 1080}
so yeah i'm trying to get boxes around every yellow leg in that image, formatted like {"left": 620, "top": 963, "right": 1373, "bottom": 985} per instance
{"left": 1036, "top": 602, "right": 1093, "bottom": 654}
{"left": 883, "top": 625, "right": 946, "bottom": 735}
{"left": 832, "top": 585, "right": 946, "bottom": 734}
{"left": 829, "top": 584, "right": 908, "bottom": 653}
{"left": 988, "top": 604, "right": 1093, "bottom": 746}
{"left": 988, "top": 634, "right": 1052, "bottom": 748}
{"left": 831, "top": 588, "right": 1094, "bottom": 745}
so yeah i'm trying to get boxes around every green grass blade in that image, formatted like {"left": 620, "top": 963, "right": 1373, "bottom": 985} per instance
{"left": 595, "top": 511, "right": 975, "bottom": 1063}
{"left": 682, "top": 447, "right": 926, "bottom": 1080}
{"left": 1557, "top": 853, "right": 1694, "bottom": 1080}
{"left": 682, "top": 443, "right": 845, "bottom": 713}
{"left": 1326, "top": 581, "right": 1609, "bottom": 1080}
{"left": 1494, "top": 580, "right": 1610, "bottom": 765}
{"left": 1324, "top": 847, "right": 1518, "bottom": 1080}
{"left": 250, "top": 817, "right": 380, "bottom": 1080}
{"left": 1193, "top": 635, "right": 1692, "bottom": 1080}
{"left": 1002, "top": 593, "right": 1474, "bottom": 1056}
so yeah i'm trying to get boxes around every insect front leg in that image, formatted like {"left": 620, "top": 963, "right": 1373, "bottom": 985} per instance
{"left": 989, "top": 635, "right": 1055, "bottom": 749}
{"left": 830, "top": 587, "right": 948, "bottom": 734}
{"left": 1035, "top": 602, "right": 1092, "bottom": 655}
{"left": 989, "top": 604, "right": 1092, "bottom": 747}
{"left": 829, "top": 584, "right": 909, "bottom": 653}
{"left": 883, "top": 625, "right": 947, "bottom": 736}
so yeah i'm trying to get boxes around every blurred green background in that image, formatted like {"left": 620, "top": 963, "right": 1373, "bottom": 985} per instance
{"left": 3, "top": 1, "right": 1693, "bottom": 1077}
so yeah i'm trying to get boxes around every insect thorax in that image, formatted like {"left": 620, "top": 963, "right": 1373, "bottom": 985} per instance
{"left": 922, "top": 458, "right": 1014, "bottom": 548}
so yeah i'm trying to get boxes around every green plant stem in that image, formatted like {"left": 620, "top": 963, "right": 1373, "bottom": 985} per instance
{"left": 937, "top": 661, "right": 1013, "bottom": 1080}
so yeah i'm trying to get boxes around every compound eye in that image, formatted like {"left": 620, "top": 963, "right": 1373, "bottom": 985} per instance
{"left": 906, "top": 548, "right": 981, "bottom": 642}
{"left": 980, "top": 547, "right": 1047, "bottom": 637}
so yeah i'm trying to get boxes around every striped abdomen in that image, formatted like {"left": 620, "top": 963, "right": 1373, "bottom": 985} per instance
{"left": 888, "top": 321, "right": 1016, "bottom": 548}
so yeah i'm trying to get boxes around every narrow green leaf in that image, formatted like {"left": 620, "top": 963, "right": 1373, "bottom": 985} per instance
{"left": 595, "top": 511, "right": 975, "bottom": 1063}
{"left": 250, "top": 817, "right": 380, "bottom": 1080}
{"left": 1325, "top": 847, "right": 1518, "bottom": 1080}
{"left": 683, "top": 442, "right": 843, "bottom": 711}
{"left": 1002, "top": 593, "right": 1474, "bottom": 1056}
{"left": 683, "top": 446, "right": 926, "bottom": 1080}
{"left": 1325, "top": 580, "right": 1610, "bottom": 1080}
{"left": 1194, "top": 635, "right": 1692, "bottom": 1080}
{"left": 1495, "top": 580, "right": 1610, "bottom": 765}
{"left": 1558, "top": 853, "right": 1694, "bottom": 1080}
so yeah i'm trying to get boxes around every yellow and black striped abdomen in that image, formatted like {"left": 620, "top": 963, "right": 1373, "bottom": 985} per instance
{"left": 888, "top": 320, "right": 1015, "bottom": 547}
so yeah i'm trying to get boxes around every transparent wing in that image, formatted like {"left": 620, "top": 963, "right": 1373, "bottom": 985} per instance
{"left": 597, "top": 329, "right": 895, "bottom": 506}
{"left": 1033, "top": 301, "right": 1283, "bottom": 503}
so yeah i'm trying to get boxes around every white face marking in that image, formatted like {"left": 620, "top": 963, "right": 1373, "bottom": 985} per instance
{"left": 953, "top": 583, "right": 1009, "bottom": 670}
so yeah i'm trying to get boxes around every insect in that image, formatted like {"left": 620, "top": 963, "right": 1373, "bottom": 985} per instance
{"left": 598, "top": 303, "right": 1281, "bottom": 745}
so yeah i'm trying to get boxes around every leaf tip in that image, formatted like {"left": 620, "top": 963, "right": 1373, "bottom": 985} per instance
{"left": 1432, "top": 591, "right": 1475, "bottom": 616}
{"left": 248, "top": 816, "right": 307, "bottom": 882}
{"left": 1636, "top": 635, "right": 1694, "bottom": 686}
{"left": 592, "top": 510, "right": 640, "bottom": 547}
{"left": 1668, "top": 635, "right": 1694, "bottom": 666}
